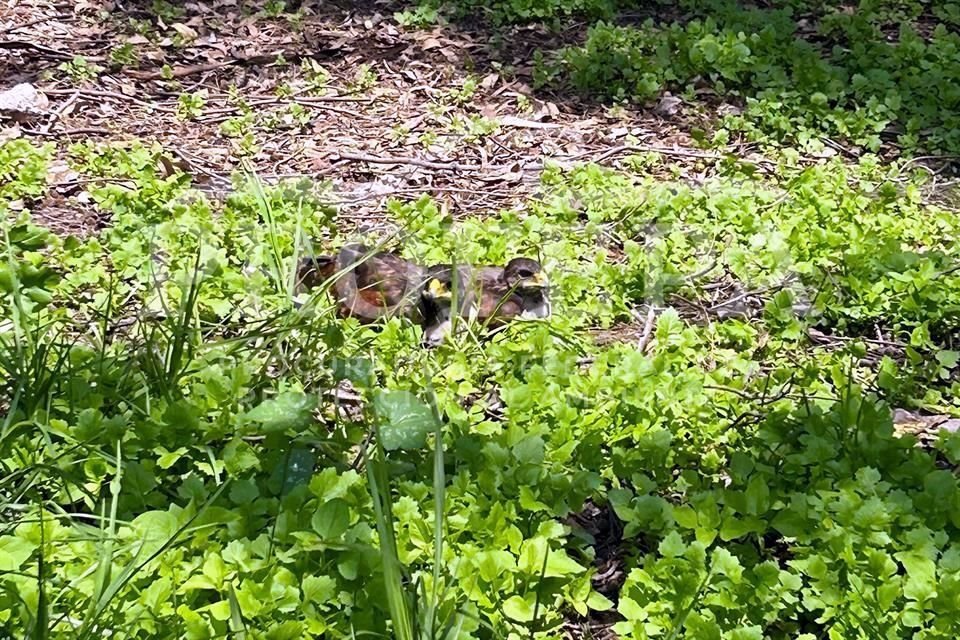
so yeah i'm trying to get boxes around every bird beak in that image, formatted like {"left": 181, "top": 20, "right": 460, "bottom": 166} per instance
{"left": 523, "top": 271, "right": 549, "bottom": 288}
{"left": 425, "top": 278, "right": 452, "bottom": 300}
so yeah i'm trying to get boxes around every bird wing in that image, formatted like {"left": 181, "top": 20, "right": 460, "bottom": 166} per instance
{"left": 334, "top": 247, "right": 426, "bottom": 321}
{"left": 470, "top": 267, "right": 520, "bottom": 325}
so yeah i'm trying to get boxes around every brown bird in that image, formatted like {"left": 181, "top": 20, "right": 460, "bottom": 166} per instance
{"left": 297, "top": 244, "right": 431, "bottom": 323}
{"left": 419, "top": 263, "right": 478, "bottom": 345}
{"left": 423, "top": 257, "right": 551, "bottom": 336}
{"left": 473, "top": 257, "right": 551, "bottom": 326}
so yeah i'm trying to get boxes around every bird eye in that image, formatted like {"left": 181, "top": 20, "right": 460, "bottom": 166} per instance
{"left": 518, "top": 269, "right": 533, "bottom": 278}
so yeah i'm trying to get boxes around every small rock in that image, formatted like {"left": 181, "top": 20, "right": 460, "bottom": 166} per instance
{"left": 653, "top": 95, "right": 683, "bottom": 117}
{"left": 609, "top": 126, "right": 629, "bottom": 139}
{"left": 717, "top": 103, "right": 744, "bottom": 117}
{"left": 0, "top": 83, "right": 49, "bottom": 118}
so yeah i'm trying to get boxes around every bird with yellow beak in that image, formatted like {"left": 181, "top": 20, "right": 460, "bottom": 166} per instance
{"left": 420, "top": 257, "right": 552, "bottom": 343}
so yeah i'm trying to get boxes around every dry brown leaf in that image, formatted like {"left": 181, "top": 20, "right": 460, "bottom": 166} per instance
{"left": 46, "top": 160, "right": 79, "bottom": 187}
{"left": 481, "top": 73, "right": 499, "bottom": 90}
{"left": 893, "top": 409, "right": 960, "bottom": 437}
{"left": 0, "top": 125, "right": 22, "bottom": 144}
{"left": 402, "top": 115, "right": 425, "bottom": 131}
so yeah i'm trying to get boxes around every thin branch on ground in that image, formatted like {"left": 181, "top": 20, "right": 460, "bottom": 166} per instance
{"left": 0, "top": 39, "right": 85, "bottom": 61}
{"left": 636, "top": 305, "right": 658, "bottom": 353}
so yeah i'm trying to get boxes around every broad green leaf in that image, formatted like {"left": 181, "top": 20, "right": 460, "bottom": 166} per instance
{"left": 936, "top": 350, "right": 959, "bottom": 368}
{"left": 686, "top": 611, "right": 722, "bottom": 640}
{"left": 0, "top": 536, "right": 35, "bottom": 572}
{"left": 223, "top": 438, "right": 261, "bottom": 475}
{"left": 177, "top": 603, "right": 214, "bottom": 638}
{"left": 710, "top": 547, "right": 743, "bottom": 584}
{"left": 311, "top": 499, "right": 351, "bottom": 540}
{"left": 202, "top": 553, "right": 227, "bottom": 588}
{"left": 206, "top": 600, "right": 231, "bottom": 622}
{"left": 897, "top": 551, "right": 936, "bottom": 601}
{"left": 772, "top": 509, "right": 806, "bottom": 538}
{"left": 502, "top": 594, "right": 536, "bottom": 622}
{"left": 242, "top": 392, "right": 316, "bottom": 434}
{"left": 618, "top": 595, "right": 646, "bottom": 621}
{"left": 518, "top": 537, "right": 550, "bottom": 574}
{"left": 302, "top": 575, "right": 337, "bottom": 604}
{"left": 544, "top": 549, "right": 586, "bottom": 578}
{"left": 729, "top": 626, "right": 763, "bottom": 640}
{"left": 267, "top": 621, "right": 305, "bottom": 640}
{"left": 519, "top": 485, "right": 550, "bottom": 511}
{"left": 512, "top": 435, "right": 545, "bottom": 465}
{"left": 130, "top": 510, "right": 180, "bottom": 556}
{"left": 923, "top": 470, "right": 956, "bottom": 502}
{"left": 373, "top": 389, "right": 437, "bottom": 450}
{"left": 720, "top": 515, "right": 763, "bottom": 541}
{"left": 744, "top": 475, "right": 770, "bottom": 515}
{"left": 156, "top": 446, "right": 189, "bottom": 469}
{"left": 674, "top": 505, "right": 699, "bottom": 529}
{"left": 476, "top": 550, "right": 516, "bottom": 582}
{"left": 587, "top": 591, "right": 614, "bottom": 611}
{"left": 659, "top": 531, "right": 686, "bottom": 558}
{"left": 229, "top": 478, "right": 260, "bottom": 505}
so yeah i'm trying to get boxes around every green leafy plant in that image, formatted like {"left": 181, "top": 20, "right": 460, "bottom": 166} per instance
{"left": 349, "top": 64, "right": 379, "bottom": 94}
{"left": 395, "top": 2, "right": 441, "bottom": 28}
{"left": 447, "top": 76, "right": 479, "bottom": 106}
{"left": 541, "top": 3, "right": 960, "bottom": 156}
{"left": 177, "top": 90, "right": 207, "bottom": 120}
{"left": 2, "top": 124, "right": 959, "bottom": 640}
{"left": 263, "top": 0, "right": 288, "bottom": 17}
{"left": 56, "top": 56, "right": 104, "bottom": 84}
{"left": 109, "top": 42, "right": 139, "bottom": 67}
{"left": 300, "top": 59, "right": 331, "bottom": 94}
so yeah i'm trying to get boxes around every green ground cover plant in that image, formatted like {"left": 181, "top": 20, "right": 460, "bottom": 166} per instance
{"left": 530, "top": 0, "right": 960, "bottom": 156}
{"left": 2, "top": 131, "right": 959, "bottom": 638}
{"left": 399, "top": 0, "right": 960, "bottom": 154}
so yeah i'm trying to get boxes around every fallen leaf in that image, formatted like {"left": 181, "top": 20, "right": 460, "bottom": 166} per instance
{"left": 482, "top": 162, "right": 524, "bottom": 183}
{"left": 893, "top": 409, "right": 960, "bottom": 437}
{"left": 609, "top": 127, "right": 629, "bottom": 139}
{"left": 479, "top": 103, "right": 500, "bottom": 119}
{"left": 0, "top": 125, "right": 21, "bottom": 143}
{"left": 402, "top": 115, "right": 425, "bottom": 131}
{"left": 47, "top": 160, "right": 79, "bottom": 186}
{"left": 542, "top": 102, "right": 560, "bottom": 118}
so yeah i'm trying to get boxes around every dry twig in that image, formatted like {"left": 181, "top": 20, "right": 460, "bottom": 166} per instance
{"left": 635, "top": 306, "right": 658, "bottom": 353}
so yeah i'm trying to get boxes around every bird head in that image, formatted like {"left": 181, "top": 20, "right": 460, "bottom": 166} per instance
{"left": 503, "top": 257, "right": 549, "bottom": 290}
{"left": 297, "top": 254, "right": 336, "bottom": 289}
{"left": 420, "top": 264, "right": 479, "bottom": 345}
